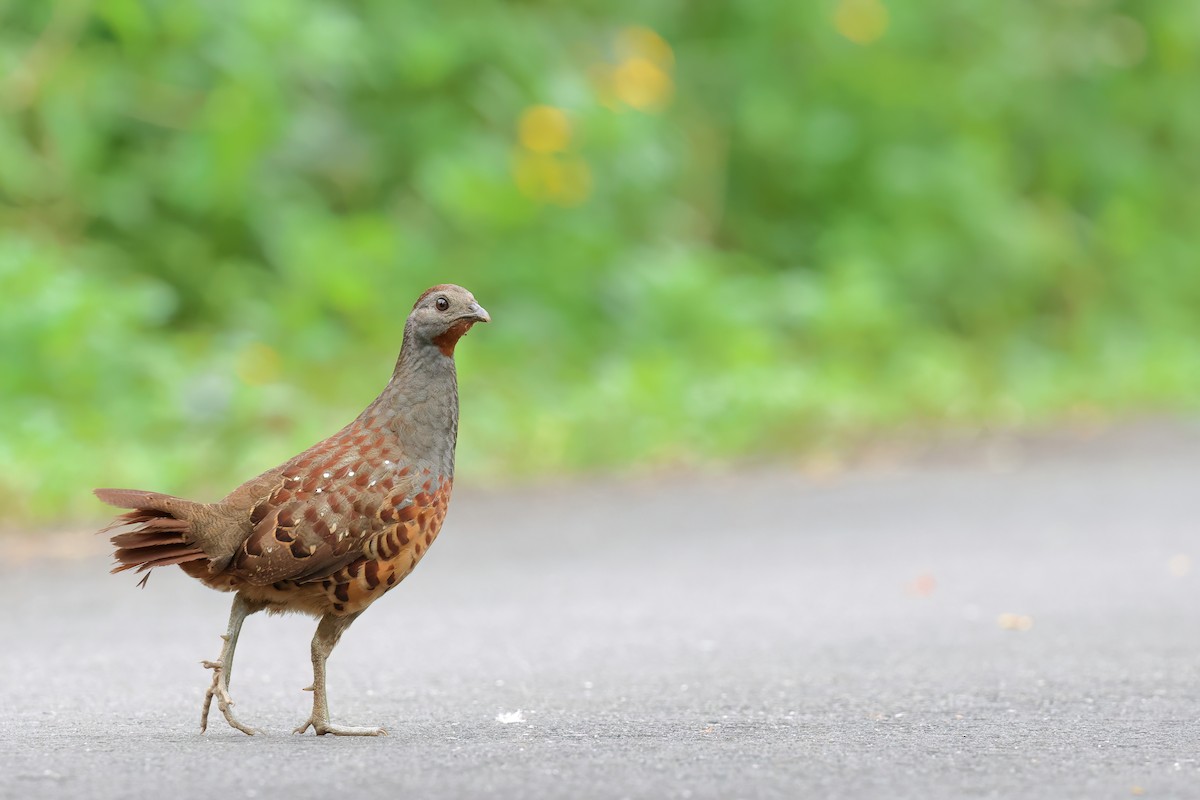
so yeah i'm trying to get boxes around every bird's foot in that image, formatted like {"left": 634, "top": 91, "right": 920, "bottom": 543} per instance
{"left": 292, "top": 715, "right": 387, "bottom": 737}
{"left": 200, "top": 659, "right": 259, "bottom": 736}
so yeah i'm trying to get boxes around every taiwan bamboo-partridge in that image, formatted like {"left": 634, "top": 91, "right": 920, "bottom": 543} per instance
{"left": 95, "top": 284, "right": 489, "bottom": 736}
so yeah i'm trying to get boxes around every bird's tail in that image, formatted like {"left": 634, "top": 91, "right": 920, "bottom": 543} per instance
{"left": 95, "top": 488, "right": 209, "bottom": 586}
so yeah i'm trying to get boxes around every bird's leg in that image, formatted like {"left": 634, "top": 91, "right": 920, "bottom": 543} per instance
{"left": 293, "top": 611, "right": 386, "bottom": 736}
{"left": 200, "top": 593, "right": 264, "bottom": 735}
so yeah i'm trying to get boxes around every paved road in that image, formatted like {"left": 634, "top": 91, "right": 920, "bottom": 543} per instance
{"left": 4, "top": 425, "right": 1200, "bottom": 799}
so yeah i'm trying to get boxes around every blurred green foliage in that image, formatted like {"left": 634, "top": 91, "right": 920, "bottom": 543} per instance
{"left": 2, "top": 0, "right": 1199, "bottom": 523}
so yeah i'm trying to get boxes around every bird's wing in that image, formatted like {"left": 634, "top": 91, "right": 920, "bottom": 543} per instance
{"left": 224, "top": 452, "right": 448, "bottom": 585}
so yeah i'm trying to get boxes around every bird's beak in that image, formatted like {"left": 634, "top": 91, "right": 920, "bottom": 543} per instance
{"left": 467, "top": 302, "right": 490, "bottom": 323}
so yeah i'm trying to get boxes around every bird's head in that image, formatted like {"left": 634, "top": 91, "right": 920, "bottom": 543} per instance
{"left": 406, "top": 284, "right": 490, "bottom": 357}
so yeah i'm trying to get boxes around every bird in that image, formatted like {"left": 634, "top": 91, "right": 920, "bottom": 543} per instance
{"left": 95, "top": 284, "right": 489, "bottom": 736}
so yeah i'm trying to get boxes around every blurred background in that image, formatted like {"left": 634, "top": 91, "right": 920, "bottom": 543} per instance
{"left": 2, "top": 0, "right": 1198, "bottom": 525}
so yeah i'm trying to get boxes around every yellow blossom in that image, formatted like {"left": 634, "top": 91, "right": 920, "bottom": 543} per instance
{"left": 613, "top": 57, "right": 672, "bottom": 111}
{"left": 834, "top": 0, "right": 889, "bottom": 45}
{"left": 518, "top": 105, "right": 572, "bottom": 154}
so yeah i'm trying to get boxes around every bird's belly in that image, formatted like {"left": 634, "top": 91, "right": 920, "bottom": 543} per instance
{"left": 320, "top": 524, "right": 442, "bottom": 616}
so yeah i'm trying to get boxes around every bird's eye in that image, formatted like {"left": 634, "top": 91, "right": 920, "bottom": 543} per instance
{"left": 435, "top": 296, "right": 449, "bottom": 311}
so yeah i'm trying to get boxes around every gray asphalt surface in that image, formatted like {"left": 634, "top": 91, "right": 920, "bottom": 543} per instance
{"left": 4, "top": 424, "right": 1200, "bottom": 799}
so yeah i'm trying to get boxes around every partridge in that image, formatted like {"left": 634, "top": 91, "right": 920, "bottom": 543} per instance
{"left": 95, "top": 284, "right": 489, "bottom": 736}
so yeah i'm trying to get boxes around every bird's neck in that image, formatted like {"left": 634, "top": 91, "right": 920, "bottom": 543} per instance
{"left": 368, "top": 328, "right": 460, "bottom": 476}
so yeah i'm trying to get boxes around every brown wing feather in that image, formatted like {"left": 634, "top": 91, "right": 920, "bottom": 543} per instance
{"left": 225, "top": 445, "right": 423, "bottom": 585}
